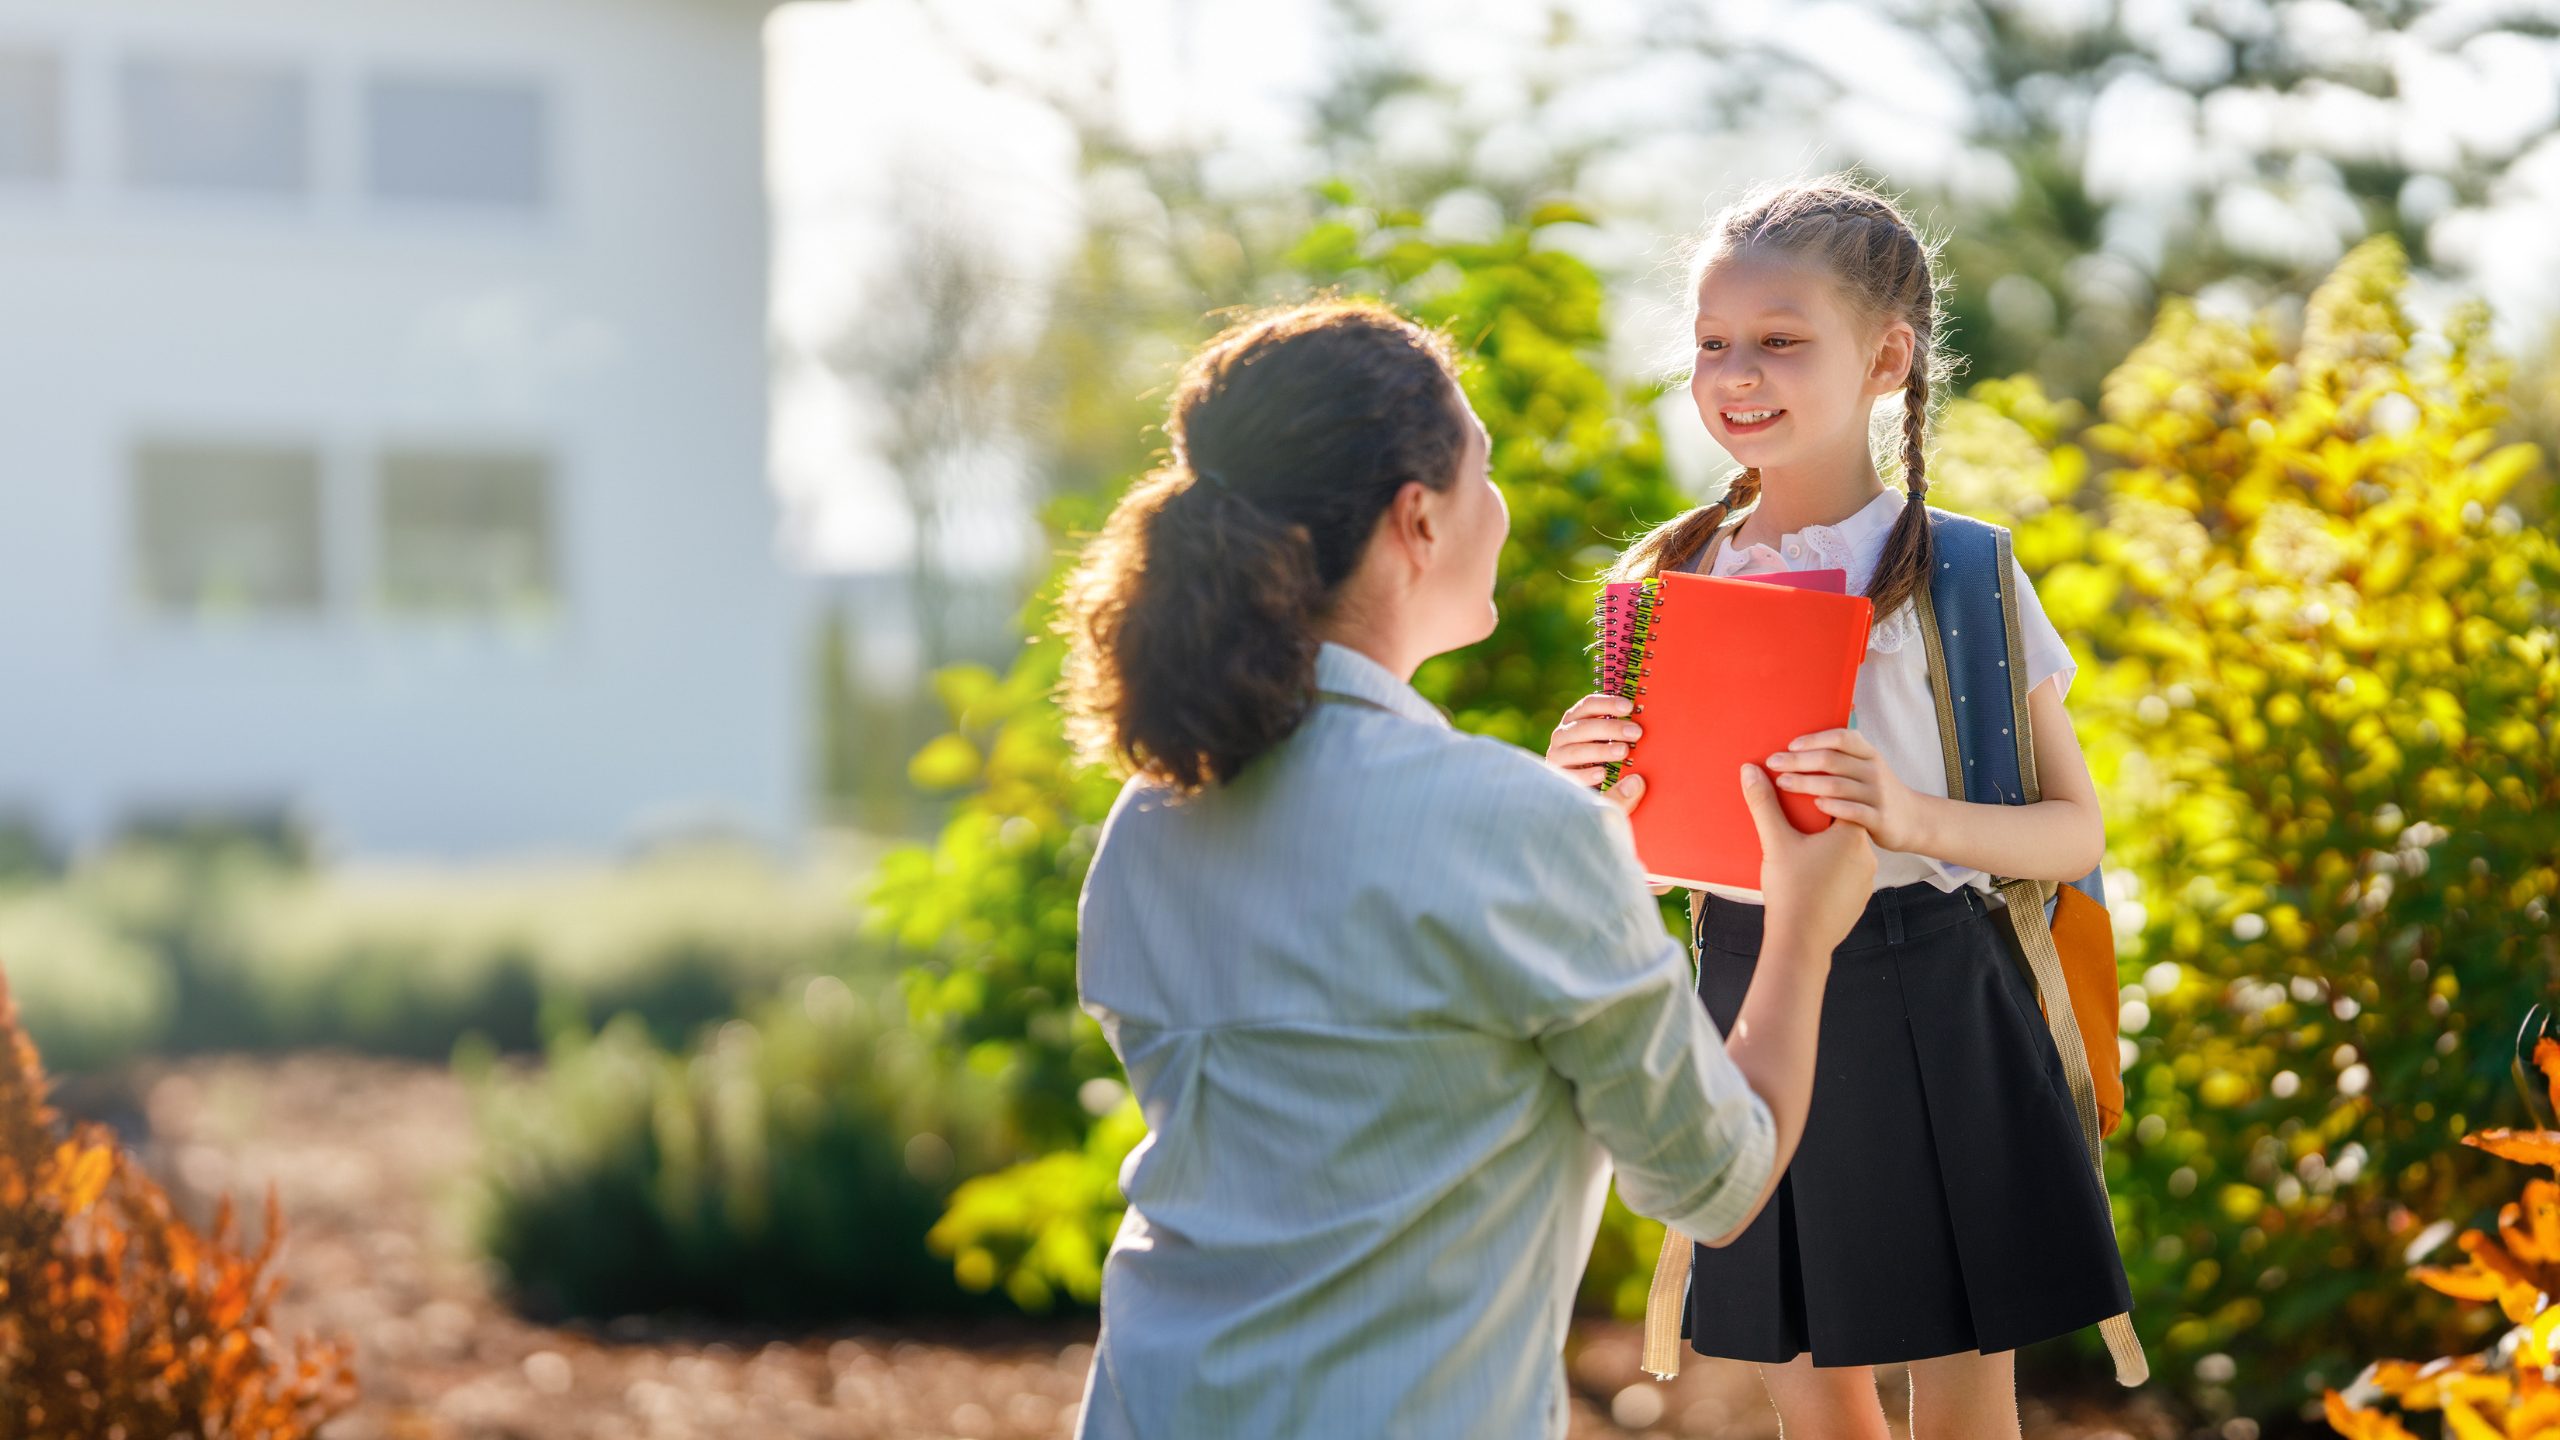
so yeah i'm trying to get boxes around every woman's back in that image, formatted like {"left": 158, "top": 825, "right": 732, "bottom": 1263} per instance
{"left": 1075, "top": 643, "right": 1773, "bottom": 1440}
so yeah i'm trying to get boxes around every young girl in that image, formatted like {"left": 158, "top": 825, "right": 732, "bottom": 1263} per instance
{"left": 1544, "top": 176, "right": 2133, "bottom": 1439}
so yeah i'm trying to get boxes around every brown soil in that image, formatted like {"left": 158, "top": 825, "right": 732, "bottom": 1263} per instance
{"left": 81, "top": 1052, "right": 2198, "bottom": 1439}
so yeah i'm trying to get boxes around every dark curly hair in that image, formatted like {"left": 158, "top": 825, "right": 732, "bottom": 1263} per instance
{"left": 1058, "top": 300, "right": 1471, "bottom": 795}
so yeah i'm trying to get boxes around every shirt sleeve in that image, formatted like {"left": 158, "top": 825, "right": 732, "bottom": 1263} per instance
{"left": 2010, "top": 554, "right": 2077, "bottom": 702}
{"left": 1441, "top": 767, "right": 1777, "bottom": 1245}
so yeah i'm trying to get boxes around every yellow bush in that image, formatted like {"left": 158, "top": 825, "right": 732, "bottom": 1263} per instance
{"left": 1943, "top": 234, "right": 2560, "bottom": 1419}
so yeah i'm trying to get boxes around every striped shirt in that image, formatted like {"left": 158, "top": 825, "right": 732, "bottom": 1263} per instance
{"left": 1073, "top": 642, "right": 1776, "bottom": 1439}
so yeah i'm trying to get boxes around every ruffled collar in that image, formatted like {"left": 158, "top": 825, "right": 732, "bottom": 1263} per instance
{"left": 1702, "top": 488, "right": 1918, "bottom": 653}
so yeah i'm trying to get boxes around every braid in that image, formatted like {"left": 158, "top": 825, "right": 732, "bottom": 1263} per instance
{"left": 1607, "top": 467, "right": 1761, "bottom": 582}
{"left": 1861, "top": 343, "right": 1938, "bottom": 625}
{"left": 1900, "top": 357, "right": 1930, "bottom": 501}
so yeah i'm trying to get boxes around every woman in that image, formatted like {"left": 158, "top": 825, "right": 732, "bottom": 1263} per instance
{"left": 1057, "top": 299, "right": 1876, "bottom": 1439}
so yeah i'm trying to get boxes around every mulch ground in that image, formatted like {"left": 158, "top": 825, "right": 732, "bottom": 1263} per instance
{"left": 63, "top": 1052, "right": 2206, "bottom": 1439}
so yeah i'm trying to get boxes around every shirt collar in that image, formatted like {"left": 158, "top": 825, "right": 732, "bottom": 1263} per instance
{"left": 1314, "top": 642, "right": 1450, "bottom": 729}
{"left": 1710, "top": 487, "right": 1906, "bottom": 588}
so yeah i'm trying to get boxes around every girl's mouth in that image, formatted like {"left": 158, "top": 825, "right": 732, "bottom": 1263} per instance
{"left": 1722, "top": 408, "right": 1785, "bottom": 435}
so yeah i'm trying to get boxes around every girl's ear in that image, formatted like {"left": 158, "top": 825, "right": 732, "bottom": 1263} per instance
{"left": 1868, "top": 320, "right": 1917, "bottom": 396}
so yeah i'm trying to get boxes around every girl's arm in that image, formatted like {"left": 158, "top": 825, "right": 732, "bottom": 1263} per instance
{"left": 1765, "top": 676, "right": 2104, "bottom": 884}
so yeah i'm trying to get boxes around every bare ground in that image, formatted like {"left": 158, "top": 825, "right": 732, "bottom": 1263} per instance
{"left": 77, "top": 1052, "right": 2202, "bottom": 1440}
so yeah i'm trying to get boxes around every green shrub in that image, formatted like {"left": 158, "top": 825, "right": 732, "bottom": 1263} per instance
{"left": 196, "top": 846, "right": 865, "bottom": 1055}
{"left": 0, "top": 893, "right": 173, "bottom": 1073}
{"left": 927, "top": 1098, "right": 1144, "bottom": 1312}
{"left": 0, "top": 842, "right": 870, "bottom": 1069}
{"left": 0, "top": 812, "right": 61, "bottom": 881}
{"left": 467, "top": 971, "right": 1016, "bottom": 1321}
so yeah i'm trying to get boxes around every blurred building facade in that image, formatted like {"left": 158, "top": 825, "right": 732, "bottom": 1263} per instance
{"left": 0, "top": 0, "right": 805, "bottom": 857}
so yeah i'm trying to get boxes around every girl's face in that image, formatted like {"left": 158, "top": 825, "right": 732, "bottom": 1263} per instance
{"left": 1689, "top": 248, "right": 1909, "bottom": 467}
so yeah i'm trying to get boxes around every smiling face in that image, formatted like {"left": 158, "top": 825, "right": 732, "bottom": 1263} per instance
{"left": 1689, "top": 247, "right": 1908, "bottom": 470}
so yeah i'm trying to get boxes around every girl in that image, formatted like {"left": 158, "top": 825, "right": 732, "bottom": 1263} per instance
{"left": 1059, "top": 300, "right": 1879, "bottom": 1439}
{"left": 1544, "top": 176, "right": 2133, "bottom": 1440}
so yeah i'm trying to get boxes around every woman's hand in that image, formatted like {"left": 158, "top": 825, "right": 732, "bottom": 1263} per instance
{"left": 1738, "top": 763, "right": 1875, "bottom": 957}
{"left": 1546, "top": 693, "right": 1672, "bottom": 892}
{"left": 1764, "top": 726, "right": 1925, "bottom": 854}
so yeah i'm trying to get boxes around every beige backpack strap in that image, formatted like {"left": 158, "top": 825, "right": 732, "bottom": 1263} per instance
{"left": 1639, "top": 1222, "right": 1694, "bottom": 1379}
{"left": 1923, "top": 538, "right": 2148, "bottom": 1387}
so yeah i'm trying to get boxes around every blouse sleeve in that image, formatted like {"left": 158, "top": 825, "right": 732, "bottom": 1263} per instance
{"left": 1425, "top": 760, "right": 1777, "bottom": 1246}
{"left": 2010, "top": 554, "right": 2077, "bottom": 702}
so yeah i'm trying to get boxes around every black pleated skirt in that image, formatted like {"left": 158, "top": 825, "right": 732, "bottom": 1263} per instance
{"left": 1682, "top": 880, "right": 2133, "bottom": 1367}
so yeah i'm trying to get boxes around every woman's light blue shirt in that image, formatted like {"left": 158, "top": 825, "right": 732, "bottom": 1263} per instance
{"left": 1074, "top": 642, "right": 1776, "bottom": 1439}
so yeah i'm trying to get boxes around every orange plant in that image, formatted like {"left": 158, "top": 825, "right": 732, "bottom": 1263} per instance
{"left": 0, "top": 971, "right": 353, "bottom": 1438}
{"left": 2327, "top": 1036, "right": 2560, "bottom": 1438}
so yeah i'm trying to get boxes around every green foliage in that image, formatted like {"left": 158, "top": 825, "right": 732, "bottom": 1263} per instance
{"left": 0, "top": 893, "right": 172, "bottom": 1073}
{"left": 467, "top": 971, "right": 1015, "bottom": 1321}
{"left": 0, "top": 843, "right": 866, "bottom": 1070}
{"left": 1949, "top": 236, "right": 2560, "bottom": 1419}
{"left": 927, "top": 1099, "right": 1146, "bottom": 1313}
{"left": 866, "top": 651, "right": 1127, "bottom": 1151}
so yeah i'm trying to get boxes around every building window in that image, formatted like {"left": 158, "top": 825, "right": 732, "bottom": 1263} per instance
{"left": 0, "top": 47, "right": 63, "bottom": 184}
{"left": 376, "top": 449, "right": 556, "bottom": 618}
{"left": 365, "top": 74, "right": 547, "bottom": 209}
{"left": 120, "top": 56, "right": 308, "bottom": 196}
{"left": 131, "top": 441, "right": 325, "bottom": 618}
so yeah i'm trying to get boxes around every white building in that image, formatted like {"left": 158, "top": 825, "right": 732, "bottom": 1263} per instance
{"left": 0, "top": 0, "right": 805, "bottom": 857}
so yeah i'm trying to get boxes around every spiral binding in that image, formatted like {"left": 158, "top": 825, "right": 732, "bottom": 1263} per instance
{"left": 1590, "top": 577, "right": 1661, "bottom": 790}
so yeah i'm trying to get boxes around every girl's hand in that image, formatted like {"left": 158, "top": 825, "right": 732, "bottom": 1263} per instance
{"left": 1545, "top": 693, "right": 1644, "bottom": 801}
{"left": 1765, "top": 727, "right": 1924, "bottom": 854}
{"left": 1546, "top": 693, "right": 1671, "bottom": 892}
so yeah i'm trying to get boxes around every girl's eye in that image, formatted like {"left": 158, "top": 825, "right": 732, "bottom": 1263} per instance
{"left": 1697, "top": 338, "right": 1722, "bottom": 351}
{"left": 1765, "top": 337, "right": 1796, "bottom": 348}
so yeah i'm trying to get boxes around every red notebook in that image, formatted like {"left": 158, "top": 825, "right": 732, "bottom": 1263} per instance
{"left": 1591, "top": 570, "right": 1872, "bottom": 890}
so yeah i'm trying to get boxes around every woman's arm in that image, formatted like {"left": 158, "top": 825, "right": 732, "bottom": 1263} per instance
{"left": 1765, "top": 675, "right": 2104, "bottom": 884}
{"left": 1530, "top": 766, "right": 1875, "bottom": 1248}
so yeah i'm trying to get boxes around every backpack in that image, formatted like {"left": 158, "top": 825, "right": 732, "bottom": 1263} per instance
{"left": 1917, "top": 507, "right": 2145, "bottom": 1386}
{"left": 1638, "top": 508, "right": 2149, "bottom": 1387}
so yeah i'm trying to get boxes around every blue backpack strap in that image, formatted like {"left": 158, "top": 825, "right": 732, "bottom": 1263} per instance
{"left": 1919, "top": 509, "right": 2147, "bottom": 1388}
{"left": 1919, "top": 508, "right": 2107, "bottom": 909}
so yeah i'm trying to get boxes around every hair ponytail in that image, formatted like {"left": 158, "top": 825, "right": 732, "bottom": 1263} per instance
{"left": 1059, "top": 302, "right": 1469, "bottom": 795}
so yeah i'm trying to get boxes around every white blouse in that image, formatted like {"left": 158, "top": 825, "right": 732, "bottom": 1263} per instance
{"left": 1679, "top": 487, "right": 2078, "bottom": 903}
